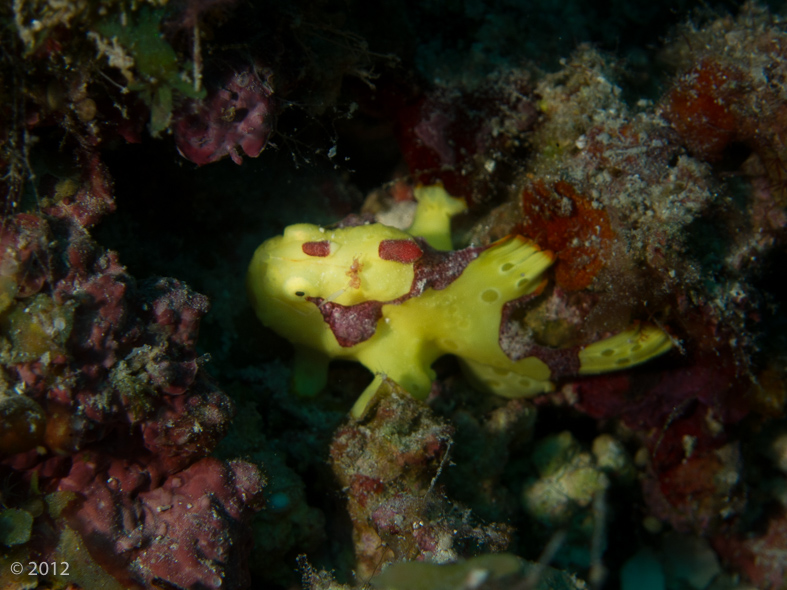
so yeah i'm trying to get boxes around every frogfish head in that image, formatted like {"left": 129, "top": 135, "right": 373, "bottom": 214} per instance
{"left": 247, "top": 222, "right": 422, "bottom": 343}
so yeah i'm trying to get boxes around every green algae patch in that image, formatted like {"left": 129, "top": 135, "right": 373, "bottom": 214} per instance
{"left": 93, "top": 6, "right": 206, "bottom": 135}
{"left": 0, "top": 508, "right": 34, "bottom": 547}
{"left": 371, "top": 554, "right": 588, "bottom": 590}
{"left": 46, "top": 491, "right": 77, "bottom": 519}
{"left": 52, "top": 526, "right": 126, "bottom": 590}
{"left": 0, "top": 294, "right": 75, "bottom": 363}
{"left": 372, "top": 554, "right": 521, "bottom": 590}
{"left": 0, "top": 395, "right": 46, "bottom": 455}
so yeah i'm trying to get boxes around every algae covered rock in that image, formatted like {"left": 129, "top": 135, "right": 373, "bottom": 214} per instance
{"left": 371, "top": 553, "right": 587, "bottom": 590}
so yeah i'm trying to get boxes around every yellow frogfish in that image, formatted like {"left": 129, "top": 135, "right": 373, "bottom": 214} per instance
{"left": 247, "top": 185, "right": 672, "bottom": 417}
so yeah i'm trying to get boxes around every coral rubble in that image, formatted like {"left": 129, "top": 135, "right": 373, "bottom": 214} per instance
{"left": 329, "top": 378, "right": 512, "bottom": 580}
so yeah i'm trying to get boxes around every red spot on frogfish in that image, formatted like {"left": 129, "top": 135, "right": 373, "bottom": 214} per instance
{"left": 302, "top": 241, "right": 331, "bottom": 257}
{"left": 378, "top": 239, "right": 423, "bottom": 263}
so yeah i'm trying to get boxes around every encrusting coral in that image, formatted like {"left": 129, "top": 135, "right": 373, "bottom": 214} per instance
{"left": 0, "top": 139, "right": 265, "bottom": 588}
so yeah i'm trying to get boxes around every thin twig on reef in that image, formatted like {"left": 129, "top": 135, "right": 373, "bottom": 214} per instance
{"left": 426, "top": 440, "right": 453, "bottom": 498}
{"left": 589, "top": 490, "right": 608, "bottom": 588}
{"left": 517, "top": 530, "right": 567, "bottom": 590}
{"left": 193, "top": 19, "right": 202, "bottom": 94}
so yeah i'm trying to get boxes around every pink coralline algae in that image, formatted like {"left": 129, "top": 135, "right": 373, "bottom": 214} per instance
{"left": 712, "top": 507, "right": 787, "bottom": 589}
{"left": 0, "top": 152, "right": 264, "bottom": 588}
{"left": 57, "top": 454, "right": 263, "bottom": 590}
{"left": 174, "top": 65, "right": 275, "bottom": 166}
{"left": 40, "top": 151, "right": 116, "bottom": 229}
